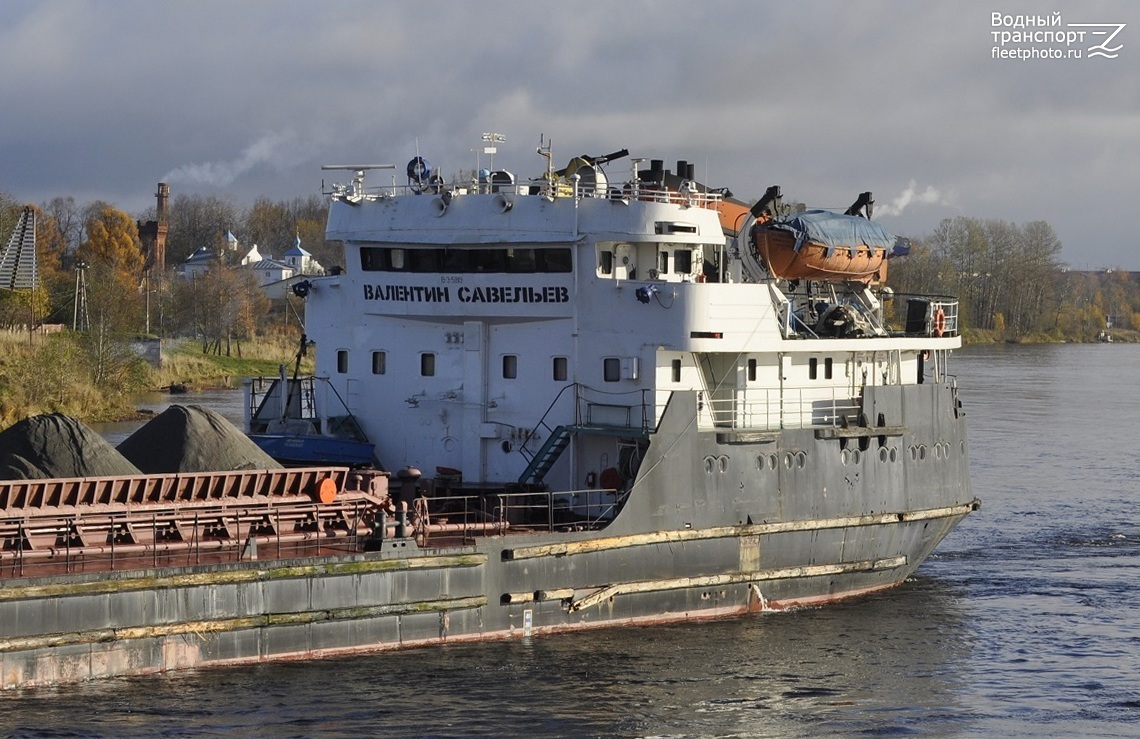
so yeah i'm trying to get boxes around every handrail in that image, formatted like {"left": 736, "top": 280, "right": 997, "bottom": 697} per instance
{"left": 518, "top": 384, "right": 655, "bottom": 476}
{"left": 694, "top": 387, "right": 861, "bottom": 431}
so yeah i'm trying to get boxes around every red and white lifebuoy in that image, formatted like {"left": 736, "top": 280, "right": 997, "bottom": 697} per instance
{"left": 933, "top": 308, "right": 946, "bottom": 337}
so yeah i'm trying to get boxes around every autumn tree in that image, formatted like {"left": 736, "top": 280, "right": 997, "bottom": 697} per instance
{"left": 77, "top": 205, "right": 146, "bottom": 286}
{"left": 172, "top": 263, "right": 269, "bottom": 356}
{"left": 893, "top": 216, "right": 1063, "bottom": 336}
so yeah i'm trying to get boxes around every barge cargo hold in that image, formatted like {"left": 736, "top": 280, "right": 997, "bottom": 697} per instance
{"left": 0, "top": 141, "right": 977, "bottom": 688}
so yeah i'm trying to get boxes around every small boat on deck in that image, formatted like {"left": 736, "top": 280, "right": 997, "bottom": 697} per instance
{"left": 244, "top": 335, "right": 377, "bottom": 468}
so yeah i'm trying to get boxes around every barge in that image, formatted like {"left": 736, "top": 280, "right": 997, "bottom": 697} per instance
{"left": 0, "top": 140, "right": 977, "bottom": 688}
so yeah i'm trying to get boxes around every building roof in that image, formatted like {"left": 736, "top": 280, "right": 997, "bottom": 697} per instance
{"left": 247, "top": 258, "right": 293, "bottom": 272}
{"left": 184, "top": 247, "right": 216, "bottom": 266}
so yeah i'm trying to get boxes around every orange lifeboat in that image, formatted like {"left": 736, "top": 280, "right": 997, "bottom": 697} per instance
{"left": 752, "top": 210, "right": 896, "bottom": 284}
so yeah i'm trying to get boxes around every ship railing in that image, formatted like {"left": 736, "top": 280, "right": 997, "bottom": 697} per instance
{"left": 699, "top": 388, "right": 861, "bottom": 431}
{"left": 495, "top": 489, "right": 619, "bottom": 532}
{"left": 412, "top": 489, "right": 618, "bottom": 546}
{"left": 328, "top": 175, "right": 724, "bottom": 211}
{"left": 519, "top": 384, "right": 655, "bottom": 479}
{"left": 891, "top": 294, "right": 960, "bottom": 338}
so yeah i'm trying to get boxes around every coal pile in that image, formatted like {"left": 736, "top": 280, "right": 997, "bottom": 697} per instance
{"left": 118, "top": 405, "right": 282, "bottom": 474}
{"left": 0, "top": 413, "right": 142, "bottom": 480}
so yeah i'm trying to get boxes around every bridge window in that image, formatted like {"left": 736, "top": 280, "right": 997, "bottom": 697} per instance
{"left": 824, "top": 357, "right": 834, "bottom": 379}
{"left": 553, "top": 356, "right": 568, "bottom": 381}
{"left": 503, "top": 354, "right": 518, "bottom": 379}
{"left": 672, "top": 359, "right": 682, "bottom": 383}
{"left": 361, "top": 246, "right": 572, "bottom": 274}
{"left": 337, "top": 350, "right": 348, "bottom": 374}
{"left": 603, "top": 357, "right": 620, "bottom": 383}
{"left": 372, "top": 351, "right": 386, "bottom": 375}
{"left": 506, "top": 248, "right": 535, "bottom": 273}
{"left": 809, "top": 357, "right": 818, "bottom": 380}
{"left": 748, "top": 358, "right": 757, "bottom": 382}
{"left": 674, "top": 249, "right": 693, "bottom": 273}
{"left": 420, "top": 352, "right": 435, "bottom": 377}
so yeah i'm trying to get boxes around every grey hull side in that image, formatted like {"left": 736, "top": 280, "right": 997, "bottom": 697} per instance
{"left": 0, "top": 384, "right": 975, "bottom": 688}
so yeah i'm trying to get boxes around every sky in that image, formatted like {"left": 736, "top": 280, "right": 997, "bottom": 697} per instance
{"left": 2, "top": 1, "right": 1137, "bottom": 269}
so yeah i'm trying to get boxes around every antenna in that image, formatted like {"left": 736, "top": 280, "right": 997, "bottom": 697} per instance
{"left": 481, "top": 132, "right": 505, "bottom": 172}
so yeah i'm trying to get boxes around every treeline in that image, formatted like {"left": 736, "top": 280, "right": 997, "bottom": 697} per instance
{"left": 0, "top": 189, "right": 332, "bottom": 420}
{"left": 888, "top": 216, "right": 1139, "bottom": 340}
{"left": 0, "top": 190, "right": 328, "bottom": 338}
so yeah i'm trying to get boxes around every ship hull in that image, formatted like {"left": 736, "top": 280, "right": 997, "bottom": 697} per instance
{"left": 0, "top": 384, "right": 974, "bottom": 689}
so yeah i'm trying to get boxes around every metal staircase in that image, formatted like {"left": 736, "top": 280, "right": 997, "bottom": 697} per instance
{"left": 516, "top": 383, "right": 654, "bottom": 485}
{"left": 517, "top": 423, "right": 649, "bottom": 485}
{"left": 517, "top": 425, "right": 574, "bottom": 484}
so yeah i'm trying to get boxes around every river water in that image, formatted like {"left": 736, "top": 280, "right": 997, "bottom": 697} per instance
{"left": 3, "top": 343, "right": 1140, "bottom": 737}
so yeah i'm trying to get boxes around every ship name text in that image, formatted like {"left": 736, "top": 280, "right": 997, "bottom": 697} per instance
{"left": 363, "top": 284, "right": 570, "bottom": 304}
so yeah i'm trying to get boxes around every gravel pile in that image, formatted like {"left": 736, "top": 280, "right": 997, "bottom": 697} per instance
{"left": 117, "top": 404, "right": 282, "bottom": 474}
{"left": 0, "top": 413, "right": 142, "bottom": 480}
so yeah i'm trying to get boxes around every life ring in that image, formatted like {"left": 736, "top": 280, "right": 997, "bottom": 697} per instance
{"left": 933, "top": 308, "right": 946, "bottom": 337}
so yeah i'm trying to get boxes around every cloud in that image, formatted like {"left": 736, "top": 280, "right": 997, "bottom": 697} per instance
{"left": 875, "top": 180, "right": 954, "bottom": 218}
{"left": 162, "top": 131, "right": 309, "bottom": 188}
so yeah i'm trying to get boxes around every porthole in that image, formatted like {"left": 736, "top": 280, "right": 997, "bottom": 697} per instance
{"left": 796, "top": 451, "right": 807, "bottom": 469}
{"left": 879, "top": 447, "right": 888, "bottom": 463}
{"left": 768, "top": 454, "right": 779, "bottom": 470}
{"left": 717, "top": 456, "right": 728, "bottom": 473}
{"left": 919, "top": 445, "right": 927, "bottom": 461}
{"left": 852, "top": 449, "right": 862, "bottom": 464}
{"left": 704, "top": 456, "right": 715, "bottom": 474}
{"left": 841, "top": 448, "right": 850, "bottom": 465}
{"left": 783, "top": 453, "right": 794, "bottom": 469}
{"left": 889, "top": 447, "right": 898, "bottom": 463}
{"left": 756, "top": 455, "right": 765, "bottom": 471}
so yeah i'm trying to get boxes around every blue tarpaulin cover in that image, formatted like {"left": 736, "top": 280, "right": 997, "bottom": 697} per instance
{"left": 770, "top": 210, "right": 897, "bottom": 257}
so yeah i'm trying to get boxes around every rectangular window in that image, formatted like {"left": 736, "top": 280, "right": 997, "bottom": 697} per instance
{"left": 337, "top": 350, "right": 348, "bottom": 374}
{"left": 809, "top": 357, "right": 818, "bottom": 380}
{"left": 598, "top": 250, "right": 613, "bottom": 275}
{"left": 540, "top": 248, "right": 573, "bottom": 273}
{"left": 674, "top": 249, "right": 693, "bottom": 273}
{"left": 603, "top": 357, "right": 620, "bottom": 383}
{"left": 553, "top": 356, "right": 568, "bottom": 382}
{"left": 658, "top": 251, "right": 670, "bottom": 275}
{"left": 409, "top": 248, "right": 441, "bottom": 272}
{"left": 371, "top": 351, "right": 386, "bottom": 375}
{"left": 824, "top": 357, "right": 833, "bottom": 379}
{"left": 748, "top": 358, "right": 757, "bottom": 382}
{"left": 362, "top": 246, "right": 572, "bottom": 273}
{"left": 420, "top": 353, "right": 435, "bottom": 377}
{"left": 506, "top": 248, "right": 536, "bottom": 273}
{"left": 671, "top": 359, "right": 682, "bottom": 383}
{"left": 503, "top": 354, "right": 518, "bottom": 379}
